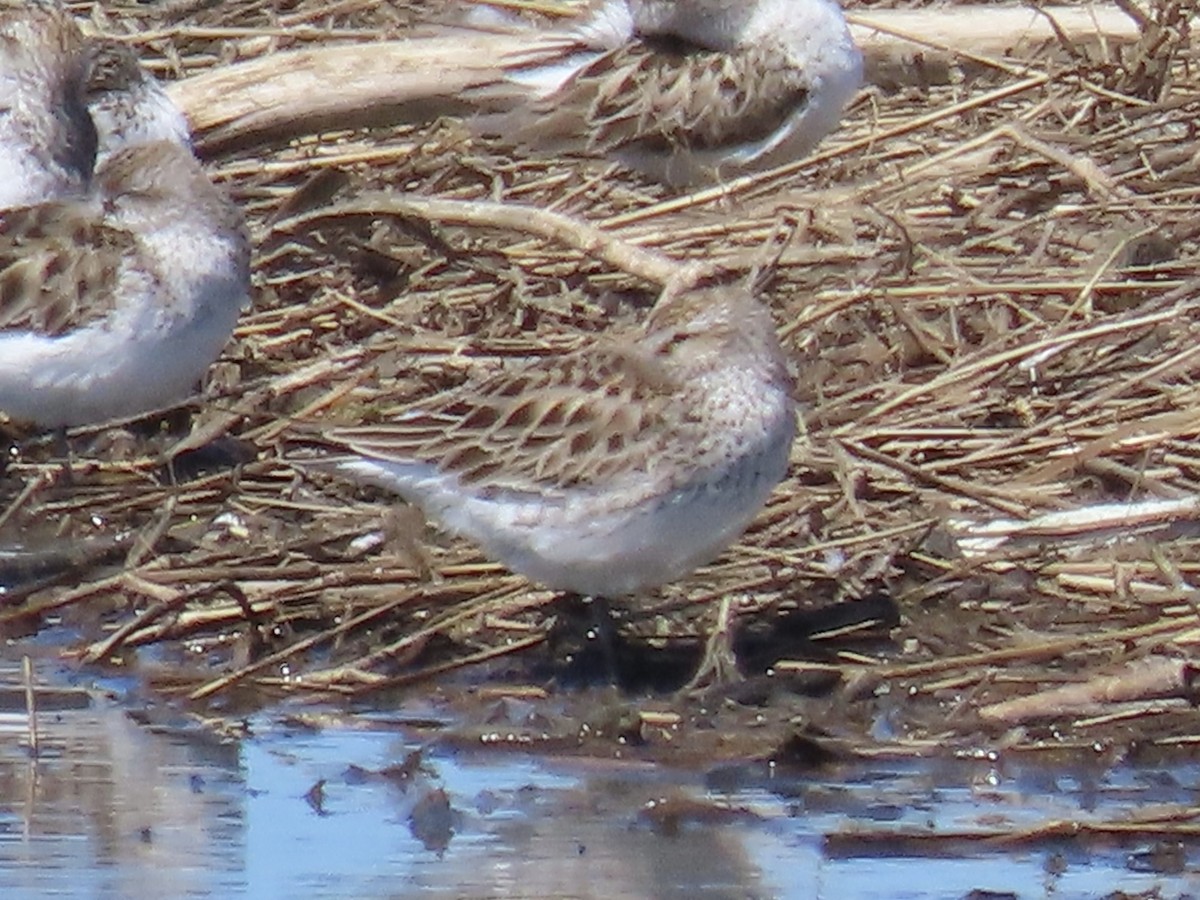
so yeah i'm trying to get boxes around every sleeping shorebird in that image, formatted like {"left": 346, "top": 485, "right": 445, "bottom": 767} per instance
{"left": 310, "top": 280, "right": 797, "bottom": 597}
{"left": 0, "top": 139, "right": 251, "bottom": 429}
{"left": 479, "top": 0, "right": 862, "bottom": 186}
{"left": 0, "top": 19, "right": 250, "bottom": 431}
{"left": 0, "top": 0, "right": 96, "bottom": 207}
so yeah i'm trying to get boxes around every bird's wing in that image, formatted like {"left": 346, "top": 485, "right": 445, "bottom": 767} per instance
{"left": 534, "top": 41, "right": 811, "bottom": 157}
{"left": 0, "top": 200, "right": 141, "bottom": 336}
{"left": 329, "top": 342, "right": 693, "bottom": 496}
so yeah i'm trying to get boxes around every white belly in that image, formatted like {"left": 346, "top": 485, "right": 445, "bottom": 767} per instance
{"left": 338, "top": 415, "right": 793, "bottom": 597}
{"left": 0, "top": 294, "right": 241, "bottom": 428}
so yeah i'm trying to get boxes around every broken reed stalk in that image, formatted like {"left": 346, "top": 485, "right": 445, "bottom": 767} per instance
{"left": 978, "top": 656, "right": 1200, "bottom": 724}
{"left": 22, "top": 656, "right": 37, "bottom": 758}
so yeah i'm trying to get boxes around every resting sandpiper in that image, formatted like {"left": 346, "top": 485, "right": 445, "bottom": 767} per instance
{"left": 0, "top": 139, "right": 251, "bottom": 429}
{"left": 487, "top": 0, "right": 862, "bottom": 186}
{"left": 0, "top": 18, "right": 250, "bottom": 431}
{"left": 316, "top": 281, "right": 797, "bottom": 597}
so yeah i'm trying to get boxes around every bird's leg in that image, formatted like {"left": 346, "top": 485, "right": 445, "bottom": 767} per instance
{"left": 547, "top": 592, "right": 625, "bottom": 687}
{"left": 583, "top": 594, "right": 621, "bottom": 685}
{"left": 51, "top": 426, "right": 75, "bottom": 488}
{"left": 684, "top": 593, "right": 742, "bottom": 690}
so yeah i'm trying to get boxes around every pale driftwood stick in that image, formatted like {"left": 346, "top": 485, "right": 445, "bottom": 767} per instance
{"left": 978, "top": 657, "right": 1200, "bottom": 725}
{"left": 269, "top": 192, "right": 691, "bottom": 287}
{"left": 952, "top": 496, "right": 1200, "bottom": 558}
{"left": 848, "top": 5, "right": 1146, "bottom": 58}
{"left": 22, "top": 656, "right": 38, "bottom": 758}
{"left": 164, "top": 5, "right": 1150, "bottom": 156}
{"left": 168, "top": 31, "right": 556, "bottom": 154}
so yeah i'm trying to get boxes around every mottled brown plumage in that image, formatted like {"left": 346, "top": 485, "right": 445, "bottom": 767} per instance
{"left": 542, "top": 39, "right": 812, "bottom": 157}
{"left": 482, "top": 0, "right": 861, "bottom": 186}
{"left": 0, "top": 200, "right": 133, "bottom": 335}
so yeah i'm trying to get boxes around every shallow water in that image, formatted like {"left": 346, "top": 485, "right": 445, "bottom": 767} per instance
{"left": 0, "top": 664, "right": 1198, "bottom": 899}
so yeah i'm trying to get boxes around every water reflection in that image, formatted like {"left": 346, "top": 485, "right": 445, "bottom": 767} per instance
{"left": 0, "top": 666, "right": 1199, "bottom": 898}
{"left": 0, "top": 679, "right": 244, "bottom": 897}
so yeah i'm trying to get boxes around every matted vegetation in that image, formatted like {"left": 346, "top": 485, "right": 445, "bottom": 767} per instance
{"left": 3, "top": 0, "right": 1200, "bottom": 762}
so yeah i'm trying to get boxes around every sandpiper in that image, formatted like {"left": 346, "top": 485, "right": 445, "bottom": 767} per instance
{"left": 0, "top": 0, "right": 96, "bottom": 208}
{"left": 483, "top": 0, "right": 862, "bottom": 186}
{"left": 314, "top": 280, "right": 797, "bottom": 597}
{"left": 0, "top": 140, "right": 251, "bottom": 429}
